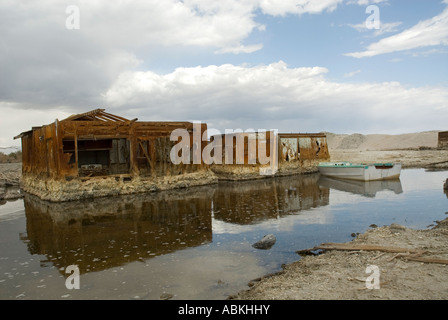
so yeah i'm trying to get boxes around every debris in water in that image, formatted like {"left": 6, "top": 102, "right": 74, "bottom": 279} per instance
{"left": 252, "top": 234, "right": 276, "bottom": 250}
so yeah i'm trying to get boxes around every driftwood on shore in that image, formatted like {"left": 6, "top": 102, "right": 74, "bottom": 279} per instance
{"left": 297, "top": 242, "right": 448, "bottom": 265}
{"left": 0, "top": 172, "right": 20, "bottom": 186}
{"left": 297, "top": 242, "right": 426, "bottom": 255}
{"left": 425, "top": 160, "right": 448, "bottom": 167}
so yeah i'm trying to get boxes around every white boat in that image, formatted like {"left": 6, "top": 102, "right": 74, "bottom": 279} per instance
{"left": 317, "top": 161, "right": 401, "bottom": 181}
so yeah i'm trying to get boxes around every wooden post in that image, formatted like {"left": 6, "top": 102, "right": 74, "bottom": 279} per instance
{"left": 54, "top": 119, "right": 61, "bottom": 178}
{"left": 129, "top": 124, "right": 138, "bottom": 176}
{"left": 74, "top": 129, "right": 79, "bottom": 176}
{"left": 139, "top": 140, "right": 153, "bottom": 171}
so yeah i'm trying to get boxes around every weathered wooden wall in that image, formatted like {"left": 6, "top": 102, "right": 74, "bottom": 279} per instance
{"left": 210, "top": 132, "right": 329, "bottom": 166}
{"left": 278, "top": 133, "right": 330, "bottom": 164}
{"left": 21, "top": 122, "right": 61, "bottom": 179}
{"left": 20, "top": 120, "right": 209, "bottom": 181}
{"left": 131, "top": 122, "right": 208, "bottom": 177}
{"left": 211, "top": 131, "right": 274, "bottom": 165}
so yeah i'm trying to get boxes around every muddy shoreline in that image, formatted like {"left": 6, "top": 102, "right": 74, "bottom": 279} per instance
{"left": 232, "top": 218, "right": 448, "bottom": 300}
{"left": 230, "top": 148, "right": 448, "bottom": 300}
{"left": 0, "top": 162, "right": 22, "bottom": 202}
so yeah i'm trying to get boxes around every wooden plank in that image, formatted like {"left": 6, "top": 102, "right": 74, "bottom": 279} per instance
{"left": 101, "top": 111, "right": 129, "bottom": 122}
{"left": 74, "top": 131, "right": 78, "bottom": 172}
{"left": 404, "top": 256, "right": 448, "bottom": 265}
{"left": 297, "top": 243, "right": 426, "bottom": 255}
{"left": 62, "top": 109, "right": 105, "bottom": 122}
{"left": 92, "top": 114, "right": 110, "bottom": 122}
{"left": 279, "top": 133, "right": 327, "bottom": 138}
{"left": 138, "top": 140, "right": 153, "bottom": 170}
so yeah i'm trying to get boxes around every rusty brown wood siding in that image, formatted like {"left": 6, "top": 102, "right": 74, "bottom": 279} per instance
{"left": 211, "top": 132, "right": 329, "bottom": 165}
{"left": 21, "top": 119, "right": 208, "bottom": 180}
{"left": 278, "top": 134, "right": 329, "bottom": 164}
{"left": 21, "top": 123, "right": 60, "bottom": 179}
{"left": 213, "top": 131, "right": 274, "bottom": 165}
{"left": 132, "top": 122, "right": 208, "bottom": 177}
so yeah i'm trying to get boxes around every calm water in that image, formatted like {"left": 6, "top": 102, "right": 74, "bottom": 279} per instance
{"left": 0, "top": 169, "right": 447, "bottom": 300}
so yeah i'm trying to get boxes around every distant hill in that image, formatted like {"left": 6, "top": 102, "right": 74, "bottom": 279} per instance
{"left": 0, "top": 146, "right": 21, "bottom": 155}
{"left": 325, "top": 131, "right": 440, "bottom": 151}
{"left": 0, "top": 147, "right": 22, "bottom": 163}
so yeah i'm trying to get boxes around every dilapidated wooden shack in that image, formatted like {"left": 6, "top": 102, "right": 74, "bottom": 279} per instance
{"left": 209, "top": 131, "right": 330, "bottom": 180}
{"left": 14, "top": 109, "right": 215, "bottom": 201}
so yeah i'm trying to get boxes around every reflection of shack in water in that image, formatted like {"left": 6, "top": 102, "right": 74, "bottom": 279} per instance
{"left": 318, "top": 176, "right": 403, "bottom": 198}
{"left": 21, "top": 186, "right": 215, "bottom": 274}
{"left": 213, "top": 174, "right": 329, "bottom": 225}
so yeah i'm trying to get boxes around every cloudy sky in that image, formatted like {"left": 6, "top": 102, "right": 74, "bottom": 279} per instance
{"left": 1, "top": 0, "right": 448, "bottom": 148}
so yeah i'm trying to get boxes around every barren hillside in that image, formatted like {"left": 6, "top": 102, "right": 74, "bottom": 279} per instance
{"left": 325, "top": 131, "right": 440, "bottom": 151}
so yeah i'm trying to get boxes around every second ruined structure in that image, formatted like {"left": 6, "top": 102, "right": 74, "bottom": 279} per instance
{"left": 209, "top": 131, "right": 330, "bottom": 180}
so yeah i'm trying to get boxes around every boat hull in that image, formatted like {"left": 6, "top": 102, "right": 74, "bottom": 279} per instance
{"left": 318, "top": 162, "right": 401, "bottom": 181}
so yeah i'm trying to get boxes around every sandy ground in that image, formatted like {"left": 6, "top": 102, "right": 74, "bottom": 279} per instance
{"left": 232, "top": 219, "right": 448, "bottom": 300}
{"left": 327, "top": 130, "right": 448, "bottom": 169}
{"left": 0, "top": 162, "right": 22, "bottom": 201}
{"left": 325, "top": 131, "right": 441, "bottom": 150}
{"left": 330, "top": 149, "right": 448, "bottom": 169}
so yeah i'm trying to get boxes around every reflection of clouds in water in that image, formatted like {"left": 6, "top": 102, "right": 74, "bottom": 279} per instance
{"left": 0, "top": 199, "right": 24, "bottom": 222}
{"left": 213, "top": 208, "right": 335, "bottom": 235}
{"left": 401, "top": 169, "right": 448, "bottom": 192}
{"left": 213, "top": 174, "right": 330, "bottom": 226}
{"left": 328, "top": 188, "right": 402, "bottom": 205}
{"left": 76, "top": 248, "right": 265, "bottom": 300}
{"left": 212, "top": 218, "right": 255, "bottom": 234}
{"left": 267, "top": 209, "right": 335, "bottom": 232}
{"left": 328, "top": 190, "right": 366, "bottom": 205}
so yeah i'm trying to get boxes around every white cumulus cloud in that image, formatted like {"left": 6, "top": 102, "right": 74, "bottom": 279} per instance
{"left": 346, "top": 6, "right": 448, "bottom": 58}
{"left": 103, "top": 61, "right": 448, "bottom": 134}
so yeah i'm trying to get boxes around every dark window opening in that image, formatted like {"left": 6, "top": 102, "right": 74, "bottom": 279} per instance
{"left": 62, "top": 138, "right": 130, "bottom": 177}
